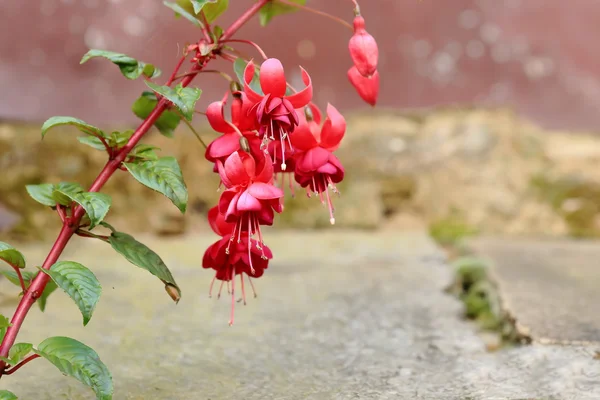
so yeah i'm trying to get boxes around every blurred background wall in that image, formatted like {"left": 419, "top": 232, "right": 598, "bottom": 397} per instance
{"left": 2, "top": 0, "right": 600, "bottom": 130}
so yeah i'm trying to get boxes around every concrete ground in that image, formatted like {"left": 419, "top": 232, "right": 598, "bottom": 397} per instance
{"left": 1, "top": 231, "right": 599, "bottom": 399}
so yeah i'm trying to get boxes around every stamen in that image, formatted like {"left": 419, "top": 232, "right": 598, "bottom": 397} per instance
{"left": 229, "top": 265, "right": 236, "bottom": 326}
{"left": 324, "top": 183, "right": 336, "bottom": 225}
{"left": 218, "top": 280, "right": 225, "bottom": 299}
{"left": 208, "top": 276, "right": 217, "bottom": 298}
{"left": 280, "top": 127, "right": 287, "bottom": 171}
{"left": 289, "top": 173, "right": 296, "bottom": 197}
{"left": 248, "top": 214, "right": 255, "bottom": 275}
{"left": 240, "top": 273, "right": 247, "bottom": 305}
{"left": 248, "top": 277, "right": 258, "bottom": 298}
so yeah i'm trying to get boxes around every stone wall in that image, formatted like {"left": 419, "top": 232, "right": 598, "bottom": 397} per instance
{"left": 2, "top": 108, "right": 600, "bottom": 242}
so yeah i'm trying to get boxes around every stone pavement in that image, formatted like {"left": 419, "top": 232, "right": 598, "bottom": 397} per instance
{"left": 1, "top": 231, "right": 599, "bottom": 399}
{"left": 470, "top": 237, "right": 600, "bottom": 345}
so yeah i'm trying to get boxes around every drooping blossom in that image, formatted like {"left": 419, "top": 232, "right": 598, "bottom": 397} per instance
{"left": 205, "top": 92, "right": 262, "bottom": 168}
{"left": 348, "top": 66, "right": 379, "bottom": 106}
{"left": 203, "top": 206, "right": 272, "bottom": 325}
{"left": 243, "top": 58, "right": 313, "bottom": 170}
{"left": 348, "top": 15, "right": 379, "bottom": 77}
{"left": 290, "top": 104, "right": 346, "bottom": 224}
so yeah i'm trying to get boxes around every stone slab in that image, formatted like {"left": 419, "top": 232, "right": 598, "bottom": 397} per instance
{"left": 470, "top": 237, "right": 600, "bottom": 345}
{"left": 1, "top": 231, "right": 599, "bottom": 399}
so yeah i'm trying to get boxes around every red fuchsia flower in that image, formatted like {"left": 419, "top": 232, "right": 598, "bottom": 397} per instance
{"left": 348, "top": 15, "right": 379, "bottom": 78}
{"left": 348, "top": 66, "right": 379, "bottom": 106}
{"left": 243, "top": 58, "right": 313, "bottom": 171}
{"left": 203, "top": 207, "right": 273, "bottom": 325}
{"left": 290, "top": 103, "right": 346, "bottom": 224}
{"left": 217, "top": 150, "right": 284, "bottom": 233}
{"left": 205, "top": 93, "right": 262, "bottom": 168}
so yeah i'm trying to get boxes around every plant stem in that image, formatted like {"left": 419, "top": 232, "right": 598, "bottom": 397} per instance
{"left": 3, "top": 355, "right": 41, "bottom": 375}
{"left": 165, "top": 55, "right": 188, "bottom": 87}
{"left": 222, "top": 39, "right": 268, "bottom": 60}
{"left": 0, "top": 1, "right": 270, "bottom": 375}
{"left": 274, "top": 0, "right": 353, "bottom": 31}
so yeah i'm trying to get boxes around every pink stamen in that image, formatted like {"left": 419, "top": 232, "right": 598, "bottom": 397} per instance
{"left": 248, "top": 277, "right": 258, "bottom": 298}
{"left": 247, "top": 214, "right": 255, "bottom": 275}
{"left": 229, "top": 265, "right": 236, "bottom": 326}
{"left": 208, "top": 276, "right": 217, "bottom": 298}
{"left": 218, "top": 280, "right": 225, "bottom": 299}
{"left": 324, "top": 184, "right": 335, "bottom": 225}
{"left": 240, "top": 274, "right": 247, "bottom": 305}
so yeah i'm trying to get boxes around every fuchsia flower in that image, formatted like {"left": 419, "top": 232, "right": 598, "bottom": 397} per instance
{"left": 203, "top": 206, "right": 272, "bottom": 325}
{"left": 205, "top": 93, "right": 261, "bottom": 166}
{"left": 348, "top": 15, "right": 379, "bottom": 78}
{"left": 348, "top": 66, "right": 379, "bottom": 106}
{"left": 243, "top": 58, "right": 313, "bottom": 170}
{"left": 291, "top": 104, "right": 346, "bottom": 224}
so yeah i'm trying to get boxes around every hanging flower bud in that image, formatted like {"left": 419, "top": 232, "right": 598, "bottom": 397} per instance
{"left": 348, "top": 66, "right": 379, "bottom": 106}
{"left": 348, "top": 15, "right": 379, "bottom": 78}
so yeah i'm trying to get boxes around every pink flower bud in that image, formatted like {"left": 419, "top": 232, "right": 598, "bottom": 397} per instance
{"left": 348, "top": 16, "right": 379, "bottom": 77}
{"left": 347, "top": 66, "right": 379, "bottom": 106}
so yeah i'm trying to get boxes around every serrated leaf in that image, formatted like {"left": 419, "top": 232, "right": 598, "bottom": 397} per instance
{"left": 51, "top": 182, "right": 85, "bottom": 207}
{"left": 144, "top": 82, "right": 202, "bottom": 121}
{"left": 0, "top": 242, "right": 26, "bottom": 269}
{"left": 34, "top": 336, "right": 113, "bottom": 400}
{"left": 41, "top": 116, "right": 105, "bottom": 139}
{"left": 107, "top": 230, "right": 181, "bottom": 302}
{"left": 52, "top": 187, "right": 111, "bottom": 229}
{"left": 39, "top": 262, "right": 101, "bottom": 326}
{"left": 130, "top": 144, "right": 160, "bottom": 161}
{"left": 0, "top": 314, "right": 11, "bottom": 343}
{"left": 164, "top": 1, "right": 203, "bottom": 26}
{"left": 110, "top": 130, "right": 134, "bottom": 147}
{"left": 124, "top": 157, "right": 187, "bottom": 213}
{"left": 132, "top": 92, "right": 181, "bottom": 137}
{"left": 8, "top": 343, "right": 33, "bottom": 366}
{"left": 80, "top": 49, "right": 161, "bottom": 80}
{"left": 1, "top": 270, "right": 34, "bottom": 288}
{"left": 38, "top": 280, "right": 58, "bottom": 312}
{"left": 233, "top": 58, "right": 262, "bottom": 94}
{"left": 202, "top": 0, "right": 228, "bottom": 22}
{"left": 77, "top": 136, "right": 106, "bottom": 151}
{"left": 259, "top": 0, "right": 305, "bottom": 26}
{"left": 26, "top": 183, "right": 57, "bottom": 207}
{"left": 0, "top": 390, "right": 18, "bottom": 400}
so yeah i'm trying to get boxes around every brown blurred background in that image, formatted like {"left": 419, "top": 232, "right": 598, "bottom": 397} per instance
{"left": 3, "top": 0, "right": 600, "bottom": 241}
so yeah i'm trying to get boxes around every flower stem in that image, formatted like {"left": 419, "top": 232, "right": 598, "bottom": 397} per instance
{"left": 0, "top": 0, "right": 270, "bottom": 376}
{"left": 222, "top": 39, "right": 268, "bottom": 60}
{"left": 274, "top": 0, "right": 353, "bottom": 31}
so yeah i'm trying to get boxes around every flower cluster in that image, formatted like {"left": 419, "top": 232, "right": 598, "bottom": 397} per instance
{"left": 347, "top": 8, "right": 380, "bottom": 106}
{"left": 203, "top": 59, "right": 347, "bottom": 324}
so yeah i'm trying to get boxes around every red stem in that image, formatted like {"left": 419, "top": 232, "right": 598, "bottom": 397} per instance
{"left": 222, "top": 39, "right": 268, "bottom": 59}
{"left": 165, "top": 55, "right": 187, "bottom": 87}
{"left": 3, "top": 355, "right": 41, "bottom": 375}
{"left": 0, "top": 0, "right": 269, "bottom": 377}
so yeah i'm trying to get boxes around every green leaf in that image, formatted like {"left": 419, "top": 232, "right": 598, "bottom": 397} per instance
{"left": 110, "top": 130, "right": 134, "bottom": 147}
{"left": 164, "top": 1, "right": 203, "bottom": 26}
{"left": 0, "top": 390, "right": 18, "bottom": 400}
{"left": 0, "top": 242, "right": 26, "bottom": 269}
{"left": 34, "top": 336, "right": 113, "bottom": 400}
{"left": 8, "top": 343, "right": 33, "bottom": 366}
{"left": 212, "top": 25, "right": 224, "bottom": 41}
{"left": 202, "top": 0, "right": 228, "bottom": 22}
{"left": 52, "top": 186, "right": 111, "bottom": 229}
{"left": 106, "top": 230, "right": 181, "bottom": 302}
{"left": 132, "top": 92, "right": 181, "bottom": 137}
{"left": 144, "top": 82, "right": 202, "bottom": 121}
{"left": 26, "top": 184, "right": 56, "bottom": 207}
{"left": 41, "top": 116, "right": 105, "bottom": 139}
{"left": 130, "top": 144, "right": 160, "bottom": 161}
{"left": 124, "top": 157, "right": 187, "bottom": 213}
{"left": 77, "top": 136, "right": 106, "bottom": 151}
{"left": 38, "top": 280, "right": 58, "bottom": 312}
{"left": 0, "top": 314, "right": 11, "bottom": 343}
{"left": 1, "top": 270, "right": 34, "bottom": 288}
{"left": 233, "top": 58, "right": 262, "bottom": 94}
{"left": 51, "top": 182, "right": 85, "bottom": 207}
{"left": 39, "top": 262, "right": 102, "bottom": 326}
{"left": 80, "top": 49, "right": 161, "bottom": 80}
{"left": 259, "top": 0, "right": 305, "bottom": 26}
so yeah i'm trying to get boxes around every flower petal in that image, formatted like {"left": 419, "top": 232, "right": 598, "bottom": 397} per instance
{"left": 289, "top": 120, "right": 318, "bottom": 152}
{"left": 285, "top": 67, "right": 313, "bottom": 108}
{"left": 205, "top": 133, "right": 241, "bottom": 161}
{"left": 224, "top": 191, "right": 242, "bottom": 222}
{"left": 237, "top": 191, "right": 262, "bottom": 211}
{"left": 327, "top": 153, "right": 345, "bottom": 183}
{"left": 248, "top": 182, "right": 284, "bottom": 200}
{"left": 255, "top": 153, "right": 275, "bottom": 183}
{"left": 320, "top": 103, "right": 346, "bottom": 151}
{"left": 244, "top": 60, "right": 264, "bottom": 104}
{"left": 296, "top": 147, "right": 331, "bottom": 173}
{"left": 208, "top": 205, "right": 234, "bottom": 237}
{"left": 260, "top": 58, "right": 287, "bottom": 98}
{"left": 216, "top": 160, "right": 233, "bottom": 188}
{"left": 224, "top": 151, "right": 251, "bottom": 186}
{"left": 206, "top": 100, "right": 233, "bottom": 134}
{"left": 218, "top": 189, "right": 238, "bottom": 216}
{"left": 348, "top": 66, "right": 379, "bottom": 106}
{"left": 236, "top": 93, "right": 259, "bottom": 131}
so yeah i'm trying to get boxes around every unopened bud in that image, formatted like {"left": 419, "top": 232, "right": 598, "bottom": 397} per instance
{"left": 347, "top": 66, "right": 379, "bottom": 106}
{"left": 348, "top": 16, "right": 379, "bottom": 77}
{"left": 239, "top": 136, "right": 251, "bottom": 152}
{"left": 165, "top": 284, "right": 181, "bottom": 304}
